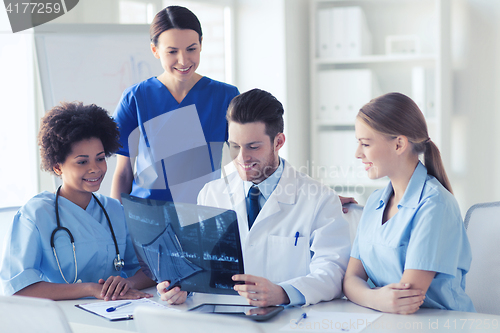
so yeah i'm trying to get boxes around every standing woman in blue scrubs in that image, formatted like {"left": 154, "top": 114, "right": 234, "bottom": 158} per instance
{"left": 0, "top": 102, "right": 155, "bottom": 300}
{"left": 111, "top": 6, "right": 239, "bottom": 204}
{"left": 343, "top": 92, "right": 475, "bottom": 313}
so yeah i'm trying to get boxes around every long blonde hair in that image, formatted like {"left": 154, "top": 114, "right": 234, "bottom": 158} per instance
{"left": 358, "top": 92, "right": 453, "bottom": 194}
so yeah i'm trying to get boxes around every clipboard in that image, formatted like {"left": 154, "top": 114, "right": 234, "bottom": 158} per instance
{"left": 75, "top": 298, "right": 173, "bottom": 321}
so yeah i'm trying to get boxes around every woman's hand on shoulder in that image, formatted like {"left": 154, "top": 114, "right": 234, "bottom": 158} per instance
{"left": 339, "top": 196, "right": 358, "bottom": 213}
{"left": 157, "top": 281, "right": 187, "bottom": 305}
{"left": 373, "top": 282, "right": 425, "bottom": 314}
{"left": 98, "top": 276, "right": 152, "bottom": 301}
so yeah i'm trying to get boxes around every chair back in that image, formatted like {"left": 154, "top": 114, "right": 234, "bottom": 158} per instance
{"left": 0, "top": 206, "right": 20, "bottom": 295}
{"left": 0, "top": 295, "right": 73, "bottom": 333}
{"left": 134, "top": 306, "right": 265, "bottom": 333}
{"left": 464, "top": 201, "right": 500, "bottom": 315}
{"left": 0, "top": 206, "right": 19, "bottom": 244}
{"left": 343, "top": 203, "right": 363, "bottom": 245}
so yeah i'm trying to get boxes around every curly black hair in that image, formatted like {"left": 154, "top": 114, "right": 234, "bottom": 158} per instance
{"left": 38, "top": 102, "right": 121, "bottom": 174}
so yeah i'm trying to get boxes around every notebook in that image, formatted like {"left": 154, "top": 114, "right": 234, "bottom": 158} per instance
{"left": 122, "top": 194, "right": 244, "bottom": 295}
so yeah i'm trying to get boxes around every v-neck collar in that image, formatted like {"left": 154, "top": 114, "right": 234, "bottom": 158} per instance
{"left": 154, "top": 76, "right": 207, "bottom": 105}
{"left": 55, "top": 192, "right": 96, "bottom": 213}
{"left": 376, "top": 162, "right": 428, "bottom": 227}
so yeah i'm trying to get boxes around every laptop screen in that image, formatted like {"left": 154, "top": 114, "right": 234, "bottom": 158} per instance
{"left": 121, "top": 194, "right": 244, "bottom": 295}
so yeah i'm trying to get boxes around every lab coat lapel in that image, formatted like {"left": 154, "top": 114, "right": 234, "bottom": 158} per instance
{"left": 225, "top": 173, "right": 249, "bottom": 241}
{"left": 252, "top": 160, "right": 297, "bottom": 227}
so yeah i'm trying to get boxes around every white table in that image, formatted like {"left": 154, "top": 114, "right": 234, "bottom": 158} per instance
{"left": 58, "top": 287, "right": 500, "bottom": 333}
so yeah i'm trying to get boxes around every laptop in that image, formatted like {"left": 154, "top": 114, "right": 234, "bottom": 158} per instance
{"left": 121, "top": 194, "right": 244, "bottom": 295}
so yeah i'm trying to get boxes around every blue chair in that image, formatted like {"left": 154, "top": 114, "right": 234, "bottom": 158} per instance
{"left": 0, "top": 206, "right": 19, "bottom": 242}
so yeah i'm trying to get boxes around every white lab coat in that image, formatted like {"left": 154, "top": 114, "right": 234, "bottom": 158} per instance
{"left": 197, "top": 159, "right": 351, "bottom": 305}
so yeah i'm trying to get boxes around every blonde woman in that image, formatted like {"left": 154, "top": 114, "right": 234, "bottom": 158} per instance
{"left": 343, "top": 92, "right": 475, "bottom": 314}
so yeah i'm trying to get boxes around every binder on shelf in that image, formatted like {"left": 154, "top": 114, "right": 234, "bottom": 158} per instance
{"left": 386, "top": 35, "right": 421, "bottom": 55}
{"left": 331, "top": 7, "right": 346, "bottom": 58}
{"left": 411, "top": 66, "right": 435, "bottom": 119}
{"left": 316, "top": 6, "right": 372, "bottom": 59}
{"left": 316, "top": 130, "right": 368, "bottom": 185}
{"left": 317, "top": 69, "right": 381, "bottom": 124}
{"left": 317, "top": 70, "right": 344, "bottom": 121}
{"left": 316, "top": 131, "right": 337, "bottom": 182}
{"left": 317, "top": 8, "right": 333, "bottom": 58}
{"left": 345, "top": 6, "right": 372, "bottom": 58}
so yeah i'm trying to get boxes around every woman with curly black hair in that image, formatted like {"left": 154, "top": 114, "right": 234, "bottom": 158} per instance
{"left": 0, "top": 102, "right": 155, "bottom": 300}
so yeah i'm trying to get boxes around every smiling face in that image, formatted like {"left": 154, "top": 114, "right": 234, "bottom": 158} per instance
{"left": 53, "top": 137, "right": 107, "bottom": 206}
{"left": 354, "top": 118, "right": 399, "bottom": 180}
{"left": 228, "top": 121, "right": 285, "bottom": 184}
{"left": 151, "top": 28, "right": 201, "bottom": 84}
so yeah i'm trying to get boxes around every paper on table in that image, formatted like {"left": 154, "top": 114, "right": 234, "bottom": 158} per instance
{"left": 280, "top": 310, "right": 382, "bottom": 332}
{"left": 76, "top": 298, "right": 179, "bottom": 321}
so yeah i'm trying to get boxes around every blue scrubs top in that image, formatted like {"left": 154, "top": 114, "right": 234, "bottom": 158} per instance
{"left": 113, "top": 76, "right": 239, "bottom": 204}
{"left": 351, "top": 162, "right": 475, "bottom": 312}
{"left": 0, "top": 192, "right": 140, "bottom": 296}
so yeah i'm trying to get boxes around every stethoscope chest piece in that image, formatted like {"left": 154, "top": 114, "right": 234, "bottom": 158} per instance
{"left": 114, "top": 255, "right": 125, "bottom": 271}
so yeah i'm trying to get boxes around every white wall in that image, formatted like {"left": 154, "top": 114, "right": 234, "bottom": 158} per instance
{"left": 233, "top": 0, "right": 286, "bottom": 98}
{"left": 496, "top": 3, "right": 500, "bottom": 204}
{"left": 233, "top": 0, "right": 289, "bottom": 157}
{"left": 51, "top": 0, "right": 120, "bottom": 23}
{"left": 283, "top": 0, "right": 310, "bottom": 170}
{"left": 0, "top": 10, "right": 38, "bottom": 206}
{"left": 450, "top": 0, "right": 500, "bottom": 214}
{"left": 233, "top": 0, "right": 310, "bottom": 168}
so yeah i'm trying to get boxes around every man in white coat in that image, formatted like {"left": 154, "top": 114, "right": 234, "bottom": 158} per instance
{"left": 158, "top": 88, "right": 351, "bottom": 306}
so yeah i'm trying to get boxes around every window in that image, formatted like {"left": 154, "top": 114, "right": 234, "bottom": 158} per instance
{"left": 0, "top": 30, "right": 37, "bottom": 207}
{"left": 119, "top": 1, "right": 155, "bottom": 24}
{"left": 0, "top": 1, "right": 234, "bottom": 208}
{"left": 162, "top": 0, "right": 232, "bottom": 84}
{"left": 118, "top": 0, "right": 234, "bottom": 84}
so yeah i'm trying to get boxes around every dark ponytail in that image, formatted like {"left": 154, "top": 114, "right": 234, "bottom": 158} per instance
{"left": 358, "top": 92, "right": 453, "bottom": 194}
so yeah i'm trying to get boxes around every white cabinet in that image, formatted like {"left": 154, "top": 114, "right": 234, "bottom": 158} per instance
{"left": 309, "top": 0, "right": 451, "bottom": 204}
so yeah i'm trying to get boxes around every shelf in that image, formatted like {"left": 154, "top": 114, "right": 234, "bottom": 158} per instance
{"left": 309, "top": 0, "right": 450, "bottom": 203}
{"left": 316, "top": 0, "right": 436, "bottom": 7}
{"left": 315, "top": 53, "right": 437, "bottom": 65}
{"left": 325, "top": 179, "right": 389, "bottom": 188}
{"left": 316, "top": 120, "right": 355, "bottom": 127}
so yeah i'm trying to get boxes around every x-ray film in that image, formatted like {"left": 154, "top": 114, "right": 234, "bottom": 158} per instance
{"left": 122, "top": 194, "right": 244, "bottom": 295}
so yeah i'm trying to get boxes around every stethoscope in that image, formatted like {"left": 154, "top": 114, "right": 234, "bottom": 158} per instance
{"left": 51, "top": 186, "right": 125, "bottom": 284}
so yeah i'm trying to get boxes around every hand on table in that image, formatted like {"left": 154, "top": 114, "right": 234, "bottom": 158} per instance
{"left": 373, "top": 282, "right": 425, "bottom": 314}
{"left": 232, "top": 274, "right": 289, "bottom": 307}
{"left": 98, "top": 276, "right": 153, "bottom": 301}
{"left": 157, "top": 281, "right": 188, "bottom": 305}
